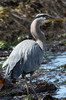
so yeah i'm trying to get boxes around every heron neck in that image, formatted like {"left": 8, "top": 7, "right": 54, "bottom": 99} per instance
{"left": 30, "top": 20, "right": 46, "bottom": 51}
{"left": 36, "top": 38, "right": 46, "bottom": 51}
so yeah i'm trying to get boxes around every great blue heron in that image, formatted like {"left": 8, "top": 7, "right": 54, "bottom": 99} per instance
{"left": 2, "top": 13, "right": 52, "bottom": 94}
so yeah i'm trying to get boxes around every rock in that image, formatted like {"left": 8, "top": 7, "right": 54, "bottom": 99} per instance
{"left": 47, "top": 82, "right": 57, "bottom": 92}
{"left": 35, "top": 82, "right": 57, "bottom": 93}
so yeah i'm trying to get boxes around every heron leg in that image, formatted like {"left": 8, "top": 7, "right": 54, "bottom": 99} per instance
{"left": 30, "top": 71, "right": 34, "bottom": 84}
{"left": 30, "top": 73, "right": 38, "bottom": 99}
{"left": 24, "top": 76, "right": 29, "bottom": 95}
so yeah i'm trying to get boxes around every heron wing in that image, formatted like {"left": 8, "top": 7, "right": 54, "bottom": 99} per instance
{"left": 2, "top": 40, "right": 43, "bottom": 78}
{"left": 22, "top": 41, "right": 43, "bottom": 73}
{"left": 2, "top": 40, "right": 28, "bottom": 70}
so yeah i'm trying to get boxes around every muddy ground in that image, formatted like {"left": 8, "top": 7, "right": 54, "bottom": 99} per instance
{"left": 0, "top": 0, "right": 66, "bottom": 43}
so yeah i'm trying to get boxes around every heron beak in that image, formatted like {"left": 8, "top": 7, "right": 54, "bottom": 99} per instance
{"left": 47, "top": 15, "right": 66, "bottom": 22}
{"left": 48, "top": 18, "right": 66, "bottom": 22}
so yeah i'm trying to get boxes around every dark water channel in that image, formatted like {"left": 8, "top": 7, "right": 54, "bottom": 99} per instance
{"left": 0, "top": 51, "right": 66, "bottom": 99}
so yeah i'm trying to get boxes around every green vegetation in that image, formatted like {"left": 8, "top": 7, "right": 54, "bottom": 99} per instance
{"left": 17, "top": 34, "right": 28, "bottom": 42}
{"left": 0, "top": 41, "right": 12, "bottom": 50}
{"left": 12, "top": 34, "right": 29, "bottom": 45}
{"left": 57, "top": 33, "right": 66, "bottom": 39}
{"left": 59, "top": 40, "right": 66, "bottom": 46}
{"left": 0, "top": 6, "right": 9, "bottom": 18}
{"left": 23, "top": 95, "right": 35, "bottom": 100}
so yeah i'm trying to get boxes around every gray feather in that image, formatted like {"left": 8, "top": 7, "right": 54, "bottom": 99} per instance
{"left": 2, "top": 40, "right": 43, "bottom": 78}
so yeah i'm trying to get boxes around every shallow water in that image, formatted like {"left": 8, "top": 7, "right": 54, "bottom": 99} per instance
{"left": 40, "top": 51, "right": 66, "bottom": 98}
{"left": 0, "top": 51, "right": 66, "bottom": 98}
{"left": 55, "top": 85, "right": 66, "bottom": 98}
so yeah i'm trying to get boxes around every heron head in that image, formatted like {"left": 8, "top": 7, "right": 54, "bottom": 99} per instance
{"left": 35, "top": 14, "right": 54, "bottom": 25}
